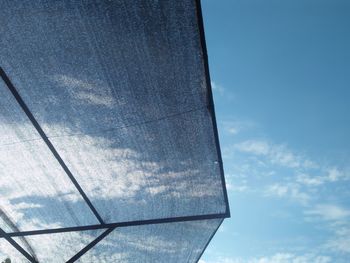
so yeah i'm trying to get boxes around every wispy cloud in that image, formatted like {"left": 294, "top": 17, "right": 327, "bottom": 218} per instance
{"left": 235, "top": 140, "right": 270, "bottom": 155}
{"left": 234, "top": 140, "right": 315, "bottom": 169}
{"left": 200, "top": 253, "right": 331, "bottom": 263}
{"left": 296, "top": 173, "right": 324, "bottom": 186}
{"left": 265, "top": 183, "right": 311, "bottom": 205}
{"left": 211, "top": 81, "right": 235, "bottom": 101}
{"left": 216, "top": 138, "right": 350, "bottom": 263}
{"left": 265, "top": 184, "right": 289, "bottom": 197}
{"left": 326, "top": 236, "right": 350, "bottom": 253}
{"left": 220, "top": 129, "right": 350, "bottom": 260}
{"left": 211, "top": 81, "right": 225, "bottom": 95}
{"left": 305, "top": 204, "right": 350, "bottom": 221}
{"left": 325, "top": 223, "right": 350, "bottom": 253}
{"left": 219, "top": 119, "right": 257, "bottom": 137}
{"left": 326, "top": 167, "right": 349, "bottom": 182}
{"left": 296, "top": 168, "right": 349, "bottom": 187}
{"left": 226, "top": 182, "right": 248, "bottom": 193}
{"left": 227, "top": 127, "right": 239, "bottom": 135}
{"left": 231, "top": 139, "right": 350, "bottom": 206}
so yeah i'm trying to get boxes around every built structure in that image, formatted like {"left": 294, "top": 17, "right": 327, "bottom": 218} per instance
{"left": 0, "top": 1, "right": 229, "bottom": 262}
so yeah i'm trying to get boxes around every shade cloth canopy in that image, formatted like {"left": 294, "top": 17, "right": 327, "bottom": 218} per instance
{"left": 0, "top": 0, "right": 229, "bottom": 262}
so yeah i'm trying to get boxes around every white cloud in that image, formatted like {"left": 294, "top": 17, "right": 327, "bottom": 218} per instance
{"left": 211, "top": 81, "right": 225, "bottom": 95}
{"left": 266, "top": 184, "right": 289, "bottom": 197}
{"left": 305, "top": 204, "right": 350, "bottom": 221}
{"left": 326, "top": 236, "right": 350, "bottom": 253}
{"left": 228, "top": 127, "right": 239, "bottom": 135}
{"left": 220, "top": 120, "right": 257, "bottom": 137}
{"left": 235, "top": 140, "right": 350, "bottom": 187}
{"left": 262, "top": 253, "right": 331, "bottom": 263}
{"left": 271, "top": 149, "right": 300, "bottom": 168}
{"left": 202, "top": 253, "right": 331, "bottom": 263}
{"left": 296, "top": 173, "right": 324, "bottom": 186}
{"left": 326, "top": 167, "right": 349, "bottom": 182}
{"left": 233, "top": 139, "right": 350, "bottom": 207}
{"left": 265, "top": 183, "right": 310, "bottom": 204}
{"left": 226, "top": 183, "right": 248, "bottom": 193}
{"left": 296, "top": 168, "right": 349, "bottom": 187}
{"left": 234, "top": 140, "right": 314, "bottom": 169}
{"left": 235, "top": 140, "right": 270, "bottom": 155}
{"left": 323, "top": 224, "right": 350, "bottom": 254}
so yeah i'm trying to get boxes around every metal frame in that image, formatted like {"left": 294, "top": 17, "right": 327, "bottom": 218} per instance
{"left": 0, "top": 214, "right": 228, "bottom": 262}
{"left": 66, "top": 228, "right": 116, "bottom": 263}
{"left": 0, "top": 67, "right": 104, "bottom": 226}
{"left": 0, "top": 228, "right": 37, "bottom": 263}
{"left": 3, "top": 213, "right": 227, "bottom": 238}
{"left": 0, "top": 0, "right": 230, "bottom": 262}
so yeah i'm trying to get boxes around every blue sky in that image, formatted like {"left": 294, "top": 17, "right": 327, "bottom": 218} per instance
{"left": 200, "top": 0, "right": 350, "bottom": 262}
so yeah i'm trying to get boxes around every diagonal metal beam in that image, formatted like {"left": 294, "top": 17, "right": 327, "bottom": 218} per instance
{"left": 0, "top": 67, "right": 104, "bottom": 224}
{"left": 0, "top": 228, "right": 37, "bottom": 263}
{"left": 0, "top": 208, "right": 38, "bottom": 260}
{"left": 66, "top": 227, "right": 115, "bottom": 263}
{"left": 5, "top": 212, "right": 228, "bottom": 238}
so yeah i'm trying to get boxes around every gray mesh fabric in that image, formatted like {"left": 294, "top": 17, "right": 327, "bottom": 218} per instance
{"left": 0, "top": 79, "right": 99, "bottom": 231}
{"left": 0, "top": 0, "right": 228, "bottom": 262}
{"left": 0, "top": 239, "right": 29, "bottom": 263}
{"left": 13, "top": 230, "right": 105, "bottom": 262}
{"left": 76, "top": 220, "right": 223, "bottom": 263}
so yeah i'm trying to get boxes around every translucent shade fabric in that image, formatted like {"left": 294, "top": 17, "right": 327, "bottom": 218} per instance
{"left": 13, "top": 230, "right": 105, "bottom": 262}
{"left": 76, "top": 220, "right": 223, "bottom": 263}
{"left": 0, "top": 0, "right": 229, "bottom": 262}
{"left": 0, "top": 239, "right": 29, "bottom": 263}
